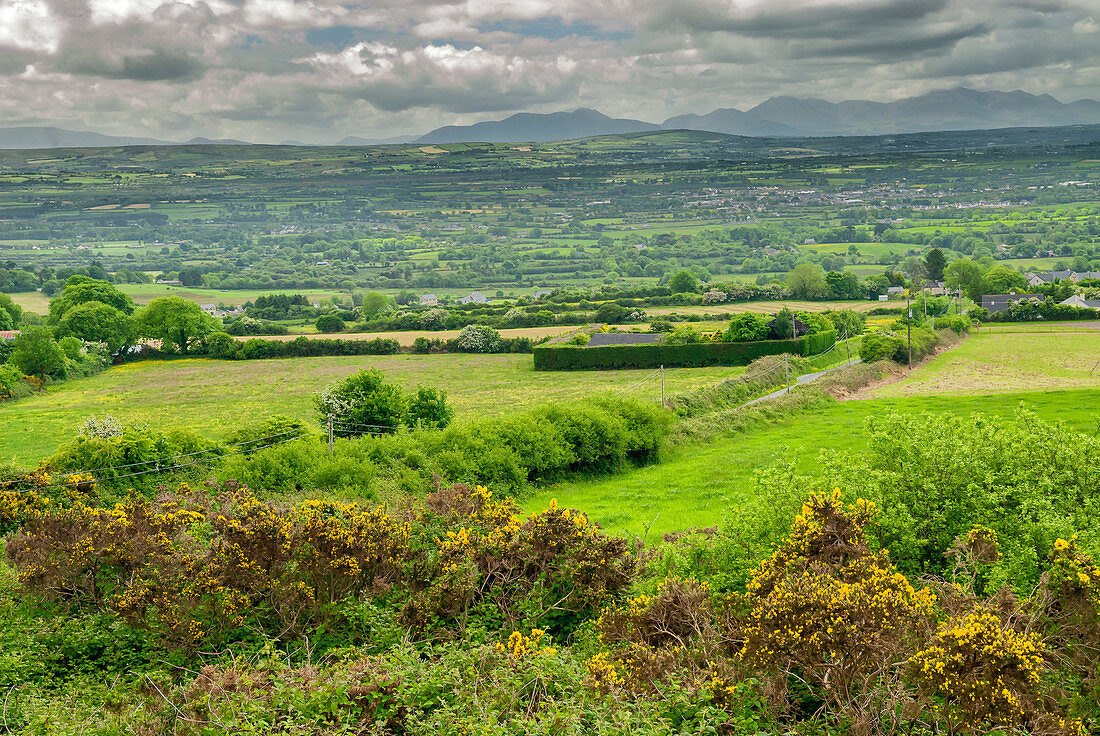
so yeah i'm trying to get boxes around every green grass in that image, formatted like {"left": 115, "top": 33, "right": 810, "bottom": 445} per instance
{"left": 0, "top": 354, "right": 741, "bottom": 465}
{"left": 524, "top": 388, "right": 1100, "bottom": 539}
{"left": 870, "top": 326, "right": 1100, "bottom": 398}
{"left": 115, "top": 284, "right": 350, "bottom": 307}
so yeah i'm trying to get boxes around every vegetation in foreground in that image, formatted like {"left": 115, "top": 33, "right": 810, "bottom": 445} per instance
{"left": 2, "top": 404, "right": 1099, "bottom": 735}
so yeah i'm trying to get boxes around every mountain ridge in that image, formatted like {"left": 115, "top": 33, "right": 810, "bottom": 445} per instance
{"left": 3, "top": 88, "right": 1100, "bottom": 148}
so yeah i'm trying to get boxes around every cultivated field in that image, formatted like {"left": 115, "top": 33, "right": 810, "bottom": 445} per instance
{"left": 869, "top": 324, "right": 1100, "bottom": 398}
{"left": 0, "top": 354, "right": 738, "bottom": 464}
{"left": 240, "top": 324, "right": 581, "bottom": 345}
{"left": 645, "top": 300, "right": 882, "bottom": 317}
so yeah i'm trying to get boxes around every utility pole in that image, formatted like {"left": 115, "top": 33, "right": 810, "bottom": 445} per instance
{"left": 784, "top": 354, "right": 790, "bottom": 393}
{"left": 660, "top": 365, "right": 665, "bottom": 408}
{"left": 327, "top": 413, "right": 334, "bottom": 456}
{"left": 844, "top": 328, "right": 852, "bottom": 366}
{"left": 906, "top": 292, "right": 912, "bottom": 370}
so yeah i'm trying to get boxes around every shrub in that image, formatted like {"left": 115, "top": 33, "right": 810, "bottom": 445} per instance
{"left": 664, "top": 325, "right": 702, "bottom": 345}
{"left": 221, "top": 414, "right": 313, "bottom": 453}
{"left": 725, "top": 313, "right": 769, "bottom": 342}
{"left": 315, "top": 368, "right": 408, "bottom": 435}
{"left": 594, "top": 302, "right": 628, "bottom": 323}
{"left": 407, "top": 386, "right": 454, "bottom": 429}
{"left": 0, "top": 364, "right": 32, "bottom": 401}
{"left": 7, "top": 484, "right": 639, "bottom": 650}
{"left": 454, "top": 324, "right": 502, "bottom": 353}
{"left": 740, "top": 490, "right": 936, "bottom": 711}
{"left": 315, "top": 313, "right": 345, "bottom": 333}
{"left": 7, "top": 326, "right": 66, "bottom": 379}
{"left": 911, "top": 607, "right": 1045, "bottom": 729}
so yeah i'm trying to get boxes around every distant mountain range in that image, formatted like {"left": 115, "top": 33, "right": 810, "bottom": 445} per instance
{"left": 416, "top": 88, "right": 1100, "bottom": 142}
{"left": 416, "top": 108, "right": 659, "bottom": 143}
{"left": 0, "top": 127, "right": 252, "bottom": 149}
{"left": 3, "top": 88, "right": 1100, "bottom": 149}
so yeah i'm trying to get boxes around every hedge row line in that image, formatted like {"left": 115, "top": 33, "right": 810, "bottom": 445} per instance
{"left": 802, "top": 330, "right": 838, "bottom": 356}
{"left": 208, "top": 334, "right": 401, "bottom": 359}
{"left": 532, "top": 338, "right": 805, "bottom": 370}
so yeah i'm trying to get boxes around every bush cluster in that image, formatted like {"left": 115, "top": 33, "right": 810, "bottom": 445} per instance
{"left": 221, "top": 395, "right": 672, "bottom": 496}
{"left": 8, "top": 483, "right": 637, "bottom": 652}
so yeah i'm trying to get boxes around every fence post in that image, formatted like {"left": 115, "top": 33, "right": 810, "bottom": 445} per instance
{"left": 327, "top": 413, "right": 334, "bottom": 456}
{"left": 660, "top": 365, "right": 665, "bottom": 408}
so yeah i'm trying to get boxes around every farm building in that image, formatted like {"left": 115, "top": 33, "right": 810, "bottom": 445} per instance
{"left": 586, "top": 333, "right": 665, "bottom": 347}
{"left": 458, "top": 292, "right": 488, "bottom": 304}
{"left": 419, "top": 294, "right": 439, "bottom": 306}
{"left": 0, "top": 330, "right": 19, "bottom": 340}
{"left": 981, "top": 293, "right": 1042, "bottom": 314}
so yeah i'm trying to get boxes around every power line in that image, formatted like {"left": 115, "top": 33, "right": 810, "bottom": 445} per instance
{"left": 10, "top": 431, "right": 316, "bottom": 495}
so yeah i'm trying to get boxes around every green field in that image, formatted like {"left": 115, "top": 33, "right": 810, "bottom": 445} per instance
{"left": 870, "top": 324, "right": 1100, "bottom": 397}
{"left": 525, "top": 326, "right": 1100, "bottom": 537}
{"left": 525, "top": 388, "right": 1100, "bottom": 538}
{"left": 0, "top": 354, "right": 739, "bottom": 464}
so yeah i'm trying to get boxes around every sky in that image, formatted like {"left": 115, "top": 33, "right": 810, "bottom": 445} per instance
{"left": 0, "top": 0, "right": 1097, "bottom": 143}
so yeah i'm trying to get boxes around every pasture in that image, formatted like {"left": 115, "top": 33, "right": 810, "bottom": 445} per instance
{"left": 869, "top": 324, "right": 1100, "bottom": 398}
{"left": 525, "top": 388, "right": 1100, "bottom": 538}
{"left": 0, "top": 354, "right": 739, "bottom": 464}
{"left": 526, "top": 325, "right": 1100, "bottom": 536}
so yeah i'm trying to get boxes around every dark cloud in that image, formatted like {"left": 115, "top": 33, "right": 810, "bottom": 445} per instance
{"left": 66, "top": 50, "right": 206, "bottom": 81}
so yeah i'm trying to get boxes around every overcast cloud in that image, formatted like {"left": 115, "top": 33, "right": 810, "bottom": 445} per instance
{"left": 0, "top": 0, "right": 1096, "bottom": 142}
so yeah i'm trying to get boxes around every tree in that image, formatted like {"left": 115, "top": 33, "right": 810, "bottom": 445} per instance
{"left": 360, "top": 291, "right": 395, "bottom": 319}
{"left": 769, "top": 307, "right": 796, "bottom": 340}
{"left": 134, "top": 296, "right": 219, "bottom": 353}
{"left": 944, "top": 258, "right": 985, "bottom": 301}
{"left": 825, "top": 270, "right": 862, "bottom": 300}
{"left": 786, "top": 263, "right": 828, "bottom": 300}
{"left": 593, "top": 302, "right": 627, "bottom": 324}
{"left": 315, "top": 368, "right": 407, "bottom": 435}
{"left": 48, "top": 276, "right": 136, "bottom": 322}
{"left": 924, "top": 248, "right": 946, "bottom": 282}
{"left": 7, "top": 326, "right": 66, "bottom": 379}
{"left": 981, "top": 265, "right": 1028, "bottom": 296}
{"left": 0, "top": 293, "right": 21, "bottom": 329}
{"left": 55, "top": 301, "right": 134, "bottom": 354}
{"left": 668, "top": 269, "right": 698, "bottom": 294}
{"left": 315, "top": 314, "right": 345, "bottom": 333}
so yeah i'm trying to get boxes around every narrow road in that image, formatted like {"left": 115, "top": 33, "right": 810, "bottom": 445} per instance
{"left": 741, "top": 359, "right": 863, "bottom": 408}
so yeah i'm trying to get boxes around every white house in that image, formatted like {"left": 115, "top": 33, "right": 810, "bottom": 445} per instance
{"left": 458, "top": 292, "right": 488, "bottom": 304}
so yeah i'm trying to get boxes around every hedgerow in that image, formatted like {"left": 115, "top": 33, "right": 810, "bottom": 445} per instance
{"left": 219, "top": 394, "right": 671, "bottom": 497}
{"left": 533, "top": 338, "right": 803, "bottom": 370}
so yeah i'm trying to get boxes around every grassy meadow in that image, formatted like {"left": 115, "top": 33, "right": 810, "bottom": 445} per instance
{"left": 525, "top": 325, "right": 1100, "bottom": 537}
{"left": 524, "top": 388, "right": 1100, "bottom": 538}
{"left": 0, "top": 354, "right": 739, "bottom": 464}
